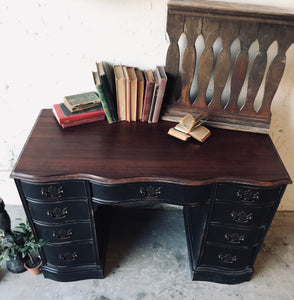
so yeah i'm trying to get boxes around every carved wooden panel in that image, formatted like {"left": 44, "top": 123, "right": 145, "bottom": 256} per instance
{"left": 162, "top": 0, "right": 294, "bottom": 133}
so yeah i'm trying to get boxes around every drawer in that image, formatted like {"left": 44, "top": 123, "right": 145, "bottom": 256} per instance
{"left": 206, "top": 225, "right": 263, "bottom": 246}
{"left": 216, "top": 183, "right": 280, "bottom": 206}
{"left": 34, "top": 222, "right": 92, "bottom": 243}
{"left": 21, "top": 180, "right": 86, "bottom": 200}
{"left": 211, "top": 203, "right": 274, "bottom": 227}
{"left": 43, "top": 242, "right": 96, "bottom": 267}
{"left": 27, "top": 199, "right": 90, "bottom": 223}
{"left": 91, "top": 182, "right": 212, "bottom": 205}
{"left": 201, "top": 245, "right": 254, "bottom": 269}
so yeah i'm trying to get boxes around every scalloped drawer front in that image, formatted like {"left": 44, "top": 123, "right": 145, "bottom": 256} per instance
{"left": 21, "top": 181, "right": 86, "bottom": 200}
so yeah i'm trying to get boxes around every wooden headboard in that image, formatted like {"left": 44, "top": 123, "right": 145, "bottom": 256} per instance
{"left": 162, "top": 0, "right": 294, "bottom": 133}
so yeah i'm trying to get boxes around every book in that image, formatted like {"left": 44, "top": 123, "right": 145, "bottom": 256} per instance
{"left": 141, "top": 70, "right": 155, "bottom": 122}
{"left": 135, "top": 68, "right": 145, "bottom": 120}
{"left": 168, "top": 114, "right": 211, "bottom": 142}
{"left": 96, "top": 62, "right": 118, "bottom": 122}
{"left": 52, "top": 102, "right": 105, "bottom": 126}
{"left": 114, "top": 65, "right": 126, "bottom": 121}
{"left": 63, "top": 92, "right": 100, "bottom": 113}
{"left": 93, "top": 71, "right": 113, "bottom": 123}
{"left": 122, "top": 66, "right": 131, "bottom": 122}
{"left": 151, "top": 66, "right": 168, "bottom": 123}
{"left": 60, "top": 115, "right": 105, "bottom": 128}
{"left": 148, "top": 71, "right": 159, "bottom": 123}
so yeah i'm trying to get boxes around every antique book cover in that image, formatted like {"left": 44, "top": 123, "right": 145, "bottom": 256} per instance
{"left": 135, "top": 68, "right": 145, "bottom": 120}
{"left": 141, "top": 70, "right": 155, "bottom": 122}
{"left": 148, "top": 71, "right": 159, "bottom": 123}
{"left": 114, "top": 65, "right": 126, "bottom": 121}
{"left": 52, "top": 103, "right": 104, "bottom": 126}
{"left": 63, "top": 92, "right": 100, "bottom": 113}
{"left": 60, "top": 115, "right": 105, "bottom": 128}
{"left": 122, "top": 66, "right": 131, "bottom": 122}
{"left": 127, "top": 67, "right": 138, "bottom": 122}
{"left": 97, "top": 62, "right": 118, "bottom": 122}
{"left": 93, "top": 71, "right": 113, "bottom": 123}
{"left": 152, "top": 66, "right": 168, "bottom": 123}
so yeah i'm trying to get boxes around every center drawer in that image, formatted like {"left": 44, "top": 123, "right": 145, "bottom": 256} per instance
{"left": 91, "top": 182, "right": 212, "bottom": 205}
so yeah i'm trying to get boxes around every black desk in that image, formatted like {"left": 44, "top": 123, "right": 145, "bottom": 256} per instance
{"left": 11, "top": 109, "right": 291, "bottom": 284}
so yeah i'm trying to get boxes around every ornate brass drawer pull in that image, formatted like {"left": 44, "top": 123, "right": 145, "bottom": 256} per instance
{"left": 41, "top": 185, "right": 64, "bottom": 199}
{"left": 59, "top": 251, "right": 77, "bottom": 262}
{"left": 139, "top": 186, "right": 162, "bottom": 199}
{"left": 230, "top": 210, "right": 253, "bottom": 224}
{"left": 224, "top": 232, "right": 246, "bottom": 244}
{"left": 236, "top": 189, "right": 259, "bottom": 205}
{"left": 218, "top": 253, "right": 237, "bottom": 264}
{"left": 53, "top": 228, "right": 73, "bottom": 240}
{"left": 47, "top": 207, "right": 68, "bottom": 220}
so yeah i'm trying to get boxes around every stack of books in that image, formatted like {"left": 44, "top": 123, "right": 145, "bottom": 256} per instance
{"left": 93, "top": 62, "right": 168, "bottom": 123}
{"left": 52, "top": 92, "right": 105, "bottom": 128}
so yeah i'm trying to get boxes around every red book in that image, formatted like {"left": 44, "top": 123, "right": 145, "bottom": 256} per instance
{"left": 60, "top": 115, "right": 105, "bottom": 128}
{"left": 141, "top": 70, "right": 155, "bottom": 122}
{"left": 52, "top": 103, "right": 105, "bottom": 125}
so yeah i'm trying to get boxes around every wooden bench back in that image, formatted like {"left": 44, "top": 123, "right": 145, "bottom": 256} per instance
{"left": 162, "top": 0, "right": 294, "bottom": 133}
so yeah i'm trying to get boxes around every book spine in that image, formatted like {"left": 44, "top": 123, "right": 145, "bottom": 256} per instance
{"left": 148, "top": 84, "right": 159, "bottom": 123}
{"left": 99, "top": 74, "right": 118, "bottom": 122}
{"left": 152, "top": 79, "right": 167, "bottom": 123}
{"left": 141, "top": 81, "right": 155, "bottom": 122}
{"left": 61, "top": 116, "right": 105, "bottom": 128}
{"left": 95, "top": 84, "right": 113, "bottom": 123}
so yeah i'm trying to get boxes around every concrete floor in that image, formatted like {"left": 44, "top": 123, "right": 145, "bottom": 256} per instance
{"left": 0, "top": 205, "right": 293, "bottom": 300}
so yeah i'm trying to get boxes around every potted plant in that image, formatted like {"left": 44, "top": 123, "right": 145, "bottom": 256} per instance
{"left": 0, "top": 219, "right": 45, "bottom": 274}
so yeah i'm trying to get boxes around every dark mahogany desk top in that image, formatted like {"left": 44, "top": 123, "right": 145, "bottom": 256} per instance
{"left": 11, "top": 109, "right": 291, "bottom": 186}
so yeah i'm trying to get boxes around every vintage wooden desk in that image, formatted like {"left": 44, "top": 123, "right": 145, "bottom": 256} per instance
{"left": 10, "top": 1, "right": 293, "bottom": 284}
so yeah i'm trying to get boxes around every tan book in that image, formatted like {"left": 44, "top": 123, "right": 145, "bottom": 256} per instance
{"left": 169, "top": 114, "right": 211, "bottom": 142}
{"left": 168, "top": 128, "right": 190, "bottom": 141}
{"left": 135, "top": 68, "right": 145, "bottom": 120}
{"left": 114, "top": 65, "right": 126, "bottom": 121}
{"left": 122, "top": 66, "right": 131, "bottom": 122}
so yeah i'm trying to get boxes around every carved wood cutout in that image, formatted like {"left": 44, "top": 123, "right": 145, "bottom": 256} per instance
{"left": 226, "top": 22, "right": 258, "bottom": 113}
{"left": 209, "top": 20, "right": 240, "bottom": 110}
{"left": 165, "top": 13, "right": 185, "bottom": 104}
{"left": 257, "top": 26, "right": 294, "bottom": 117}
{"left": 194, "top": 18, "right": 220, "bottom": 109}
{"left": 241, "top": 23, "right": 278, "bottom": 115}
{"left": 180, "top": 16, "right": 202, "bottom": 106}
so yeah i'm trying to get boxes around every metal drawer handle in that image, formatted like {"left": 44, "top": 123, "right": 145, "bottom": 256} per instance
{"left": 53, "top": 228, "right": 73, "bottom": 240}
{"left": 236, "top": 189, "right": 259, "bottom": 205}
{"left": 224, "top": 232, "right": 246, "bottom": 244}
{"left": 231, "top": 210, "right": 253, "bottom": 224}
{"left": 139, "top": 186, "right": 162, "bottom": 199}
{"left": 218, "top": 253, "right": 237, "bottom": 264}
{"left": 59, "top": 251, "right": 77, "bottom": 262}
{"left": 47, "top": 207, "right": 68, "bottom": 220}
{"left": 41, "top": 185, "right": 64, "bottom": 198}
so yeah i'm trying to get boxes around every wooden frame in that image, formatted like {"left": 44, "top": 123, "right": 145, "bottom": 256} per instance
{"left": 162, "top": 0, "right": 294, "bottom": 133}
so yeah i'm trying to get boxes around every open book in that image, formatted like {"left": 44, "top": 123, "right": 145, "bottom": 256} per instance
{"left": 168, "top": 114, "right": 211, "bottom": 142}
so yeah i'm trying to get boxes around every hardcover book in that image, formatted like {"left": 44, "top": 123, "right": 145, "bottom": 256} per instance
{"left": 148, "top": 71, "right": 159, "bottom": 123}
{"left": 122, "top": 66, "right": 131, "bottom": 122}
{"left": 97, "top": 62, "right": 118, "bottom": 122}
{"left": 64, "top": 92, "right": 100, "bottom": 113}
{"left": 151, "top": 66, "right": 168, "bottom": 123}
{"left": 52, "top": 103, "right": 105, "bottom": 127}
{"left": 60, "top": 115, "right": 105, "bottom": 128}
{"left": 141, "top": 70, "right": 155, "bottom": 122}
{"left": 135, "top": 68, "right": 145, "bottom": 120}
{"left": 127, "top": 67, "right": 138, "bottom": 122}
{"left": 93, "top": 71, "right": 113, "bottom": 123}
{"left": 114, "top": 65, "right": 126, "bottom": 121}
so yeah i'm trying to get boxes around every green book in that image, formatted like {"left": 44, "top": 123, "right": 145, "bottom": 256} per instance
{"left": 93, "top": 72, "right": 113, "bottom": 123}
{"left": 64, "top": 92, "right": 100, "bottom": 113}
